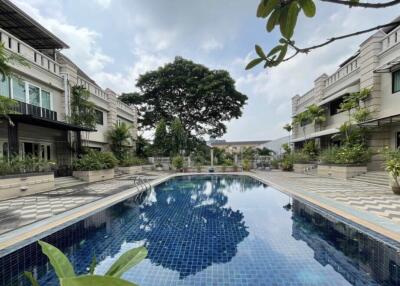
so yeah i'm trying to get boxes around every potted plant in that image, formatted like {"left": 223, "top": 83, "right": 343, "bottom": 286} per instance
{"left": 172, "top": 155, "right": 184, "bottom": 172}
{"left": 155, "top": 159, "right": 163, "bottom": 171}
{"left": 384, "top": 148, "right": 400, "bottom": 194}
{"left": 72, "top": 150, "right": 118, "bottom": 182}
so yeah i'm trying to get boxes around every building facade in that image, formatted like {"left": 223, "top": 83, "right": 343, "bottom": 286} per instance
{"left": 291, "top": 18, "right": 400, "bottom": 170}
{"left": 0, "top": 0, "right": 137, "bottom": 175}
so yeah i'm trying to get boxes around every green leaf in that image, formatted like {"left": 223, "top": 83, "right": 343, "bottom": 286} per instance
{"left": 245, "top": 58, "right": 264, "bottom": 70}
{"left": 285, "top": 2, "right": 299, "bottom": 39}
{"left": 267, "top": 45, "right": 283, "bottom": 57}
{"left": 24, "top": 272, "right": 40, "bottom": 286}
{"left": 264, "top": 0, "right": 279, "bottom": 18}
{"left": 105, "top": 246, "right": 147, "bottom": 278}
{"left": 266, "top": 9, "right": 280, "bottom": 32}
{"left": 38, "top": 241, "right": 75, "bottom": 279}
{"left": 275, "top": 44, "right": 288, "bottom": 64}
{"left": 88, "top": 254, "right": 97, "bottom": 275}
{"left": 60, "top": 275, "right": 137, "bottom": 286}
{"left": 255, "top": 45, "right": 266, "bottom": 59}
{"left": 256, "top": 0, "right": 268, "bottom": 17}
{"left": 279, "top": 6, "right": 289, "bottom": 39}
{"left": 299, "top": 0, "right": 316, "bottom": 17}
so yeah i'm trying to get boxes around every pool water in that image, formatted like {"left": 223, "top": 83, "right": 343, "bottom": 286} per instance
{"left": 1, "top": 175, "right": 400, "bottom": 285}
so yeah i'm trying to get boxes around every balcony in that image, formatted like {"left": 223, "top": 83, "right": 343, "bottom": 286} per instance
{"left": 12, "top": 101, "right": 57, "bottom": 121}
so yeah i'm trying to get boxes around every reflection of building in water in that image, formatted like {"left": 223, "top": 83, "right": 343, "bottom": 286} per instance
{"left": 292, "top": 200, "right": 400, "bottom": 285}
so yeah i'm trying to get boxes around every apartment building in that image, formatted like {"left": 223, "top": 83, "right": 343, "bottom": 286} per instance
{"left": 291, "top": 17, "right": 400, "bottom": 170}
{"left": 0, "top": 0, "right": 137, "bottom": 175}
{"left": 209, "top": 139, "right": 270, "bottom": 154}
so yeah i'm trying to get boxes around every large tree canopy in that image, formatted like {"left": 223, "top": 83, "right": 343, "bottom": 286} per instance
{"left": 119, "top": 57, "right": 247, "bottom": 138}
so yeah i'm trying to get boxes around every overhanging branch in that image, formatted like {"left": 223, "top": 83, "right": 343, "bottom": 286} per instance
{"left": 319, "top": 0, "right": 400, "bottom": 8}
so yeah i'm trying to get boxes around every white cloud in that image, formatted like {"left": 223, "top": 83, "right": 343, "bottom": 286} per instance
{"left": 93, "top": 0, "right": 112, "bottom": 9}
{"left": 201, "top": 39, "right": 224, "bottom": 52}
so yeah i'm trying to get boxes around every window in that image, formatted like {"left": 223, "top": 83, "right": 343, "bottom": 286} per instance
{"left": 17, "top": 43, "right": 20, "bottom": 53}
{"left": 8, "top": 38, "right": 11, "bottom": 49}
{"left": 330, "top": 96, "right": 346, "bottom": 116}
{"left": 0, "top": 77, "right": 10, "bottom": 98}
{"left": 393, "top": 70, "right": 400, "bottom": 93}
{"left": 2, "top": 142, "right": 8, "bottom": 158}
{"left": 28, "top": 84, "right": 40, "bottom": 107}
{"left": 95, "top": 110, "right": 103, "bottom": 125}
{"left": 12, "top": 77, "right": 26, "bottom": 102}
{"left": 41, "top": 90, "right": 51, "bottom": 110}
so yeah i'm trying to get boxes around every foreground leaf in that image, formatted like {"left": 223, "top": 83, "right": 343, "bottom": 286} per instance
{"left": 299, "top": 0, "right": 316, "bottom": 17}
{"left": 246, "top": 58, "right": 263, "bottom": 70}
{"left": 60, "top": 275, "right": 137, "bottom": 286}
{"left": 24, "top": 272, "right": 40, "bottom": 286}
{"left": 267, "top": 9, "right": 280, "bottom": 32}
{"left": 285, "top": 2, "right": 300, "bottom": 39}
{"left": 105, "top": 246, "right": 148, "bottom": 278}
{"left": 38, "top": 241, "right": 75, "bottom": 279}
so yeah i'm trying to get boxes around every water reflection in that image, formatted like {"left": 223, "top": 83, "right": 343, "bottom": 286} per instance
{"left": 292, "top": 200, "right": 400, "bottom": 286}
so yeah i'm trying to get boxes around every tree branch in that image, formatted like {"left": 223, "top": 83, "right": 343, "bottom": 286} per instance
{"left": 319, "top": 0, "right": 400, "bottom": 8}
{"left": 282, "top": 20, "right": 400, "bottom": 61}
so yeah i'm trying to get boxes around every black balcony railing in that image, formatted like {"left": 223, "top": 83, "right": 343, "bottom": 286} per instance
{"left": 13, "top": 101, "right": 57, "bottom": 121}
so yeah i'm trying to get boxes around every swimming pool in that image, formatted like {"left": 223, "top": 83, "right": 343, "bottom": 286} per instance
{"left": 0, "top": 175, "right": 399, "bottom": 285}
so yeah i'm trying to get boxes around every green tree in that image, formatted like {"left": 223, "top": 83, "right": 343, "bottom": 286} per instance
{"left": 247, "top": 0, "right": 400, "bottom": 70}
{"left": 283, "top": 123, "right": 293, "bottom": 145}
{"left": 107, "top": 122, "right": 133, "bottom": 161}
{"left": 293, "top": 111, "right": 311, "bottom": 141}
{"left": 153, "top": 119, "right": 169, "bottom": 156}
{"left": 306, "top": 104, "right": 326, "bottom": 131}
{"left": 69, "top": 85, "right": 96, "bottom": 129}
{"left": 170, "top": 118, "right": 187, "bottom": 156}
{"left": 120, "top": 57, "right": 247, "bottom": 139}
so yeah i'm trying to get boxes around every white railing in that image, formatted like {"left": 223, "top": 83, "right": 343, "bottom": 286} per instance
{"left": 76, "top": 76, "right": 108, "bottom": 101}
{"left": 325, "top": 56, "right": 359, "bottom": 87}
{"left": 117, "top": 100, "right": 136, "bottom": 115}
{"left": 382, "top": 25, "right": 400, "bottom": 53}
{"left": 0, "top": 27, "right": 61, "bottom": 76}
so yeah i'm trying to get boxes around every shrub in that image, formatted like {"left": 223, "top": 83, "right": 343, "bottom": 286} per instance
{"left": 292, "top": 152, "right": 311, "bottom": 164}
{"left": 302, "top": 140, "right": 319, "bottom": 161}
{"left": 0, "top": 156, "right": 53, "bottom": 176}
{"left": 320, "top": 144, "right": 371, "bottom": 165}
{"left": 383, "top": 148, "right": 400, "bottom": 181}
{"left": 172, "top": 155, "right": 184, "bottom": 171}
{"left": 270, "top": 159, "right": 280, "bottom": 169}
{"left": 119, "top": 154, "right": 147, "bottom": 167}
{"left": 242, "top": 159, "right": 251, "bottom": 171}
{"left": 73, "top": 150, "right": 118, "bottom": 171}
{"left": 280, "top": 156, "right": 293, "bottom": 171}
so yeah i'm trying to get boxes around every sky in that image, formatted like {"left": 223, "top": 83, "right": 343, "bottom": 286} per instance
{"left": 11, "top": 0, "right": 400, "bottom": 141}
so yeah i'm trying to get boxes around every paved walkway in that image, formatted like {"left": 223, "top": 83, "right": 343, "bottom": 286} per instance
{"left": 0, "top": 172, "right": 165, "bottom": 235}
{"left": 254, "top": 170, "right": 400, "bottom": 226}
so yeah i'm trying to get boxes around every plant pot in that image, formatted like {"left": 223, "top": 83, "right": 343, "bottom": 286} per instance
{"left": 389, "top": 175, "right": 400, "bottom": 194}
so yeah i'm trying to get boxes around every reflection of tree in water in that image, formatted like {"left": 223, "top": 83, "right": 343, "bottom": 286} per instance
{"left": 133, "top": 175, "right": 250, "bottom": 278}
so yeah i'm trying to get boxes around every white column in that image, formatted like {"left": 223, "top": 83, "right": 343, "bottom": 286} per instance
{"left": 210, "top": 148, "right": 214, "bottom": 167}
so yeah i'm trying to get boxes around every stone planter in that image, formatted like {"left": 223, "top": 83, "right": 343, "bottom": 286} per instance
{"left": 317, "top": 164, "right": 367, "bottom": 179}
{"left": 293, "top": 163, "right": 315, "bottom": 174}
{"left": 116, "top": 165, "right": 143, "bottom": 175}
{"left": 73, "top": 168, "right": 115, "bottom": 183}
{"left": 0, "top": 172, "right": 54, "bottom": 200}
{"left": 389, "top": 174, "right": 400, "bottom": 194}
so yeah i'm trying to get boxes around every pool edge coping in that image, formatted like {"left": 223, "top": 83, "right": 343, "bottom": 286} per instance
{"left": 1, "top": 171, "right": 400, "bottom": 257}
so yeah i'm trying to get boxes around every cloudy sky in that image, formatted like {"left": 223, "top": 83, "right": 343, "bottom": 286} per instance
{"left": 11, "top": 0, "right": 399, "bottom": 140}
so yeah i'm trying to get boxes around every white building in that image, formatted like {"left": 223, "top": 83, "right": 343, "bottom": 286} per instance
{"left": 0, "top": 0, "right": 137, "bottom": 176}
{"left": 291, "top": 17, "right": 400, "bottom": 170}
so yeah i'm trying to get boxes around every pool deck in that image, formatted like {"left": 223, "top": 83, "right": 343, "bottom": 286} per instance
{"left": 253, "top": 170, "right": 400, "bottom": 243}
{"left": 2, "top": 170, "right": 400, "bottom": 256}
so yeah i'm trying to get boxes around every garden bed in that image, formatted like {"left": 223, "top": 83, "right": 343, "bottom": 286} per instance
{"left": 293, "top": 163, "right": 316, "bottom": 174}
{"left": 317, "top": 164, "right": 367, "bottom": 179}
{"left": 0, "top": 172, "right": 54, "bottom": 200}
{"left": 73, "top": 169, "right": 115, "bottom": 183}
{"left": 116, "top": 165, "right": 144, "bottom": 175}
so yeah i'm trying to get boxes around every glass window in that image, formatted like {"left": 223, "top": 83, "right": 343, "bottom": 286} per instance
{"left": 393, "top": 70, "right": 400, "bottom": 93}
{"left": 330, "top": 96, "right": 345, "bottom": 116}
{"left": 12, "top": 77, "right": 26, "bottom": 102}
{"left": 29, "top": 84, "right": 40, "bottom": 107}
{"left": 95, "top": 110, "right": 103, "bottom": 125}
{"left": 0, "top": 77, "right": 10, "bottom": 98}
{"left": 41, "top": 90, "right": 51, "bottom": 110}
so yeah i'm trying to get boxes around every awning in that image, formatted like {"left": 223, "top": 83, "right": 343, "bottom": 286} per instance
{"left": 374, "top": 57, "right": 400, "bottom": 73}
{"left": 358, "top": 114, "right": 400, "bottom": 127}
{"left": 318, "top": 84, "right": 359, "bottom": 106}
{"left": 291, "top": 128, "right": 339, "bottom": 143}
{"left": 9, "top": 114, "right": 94, "bottom": 132}
{"left": 0, "top": 0, "right": 69, "bottom": 50}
